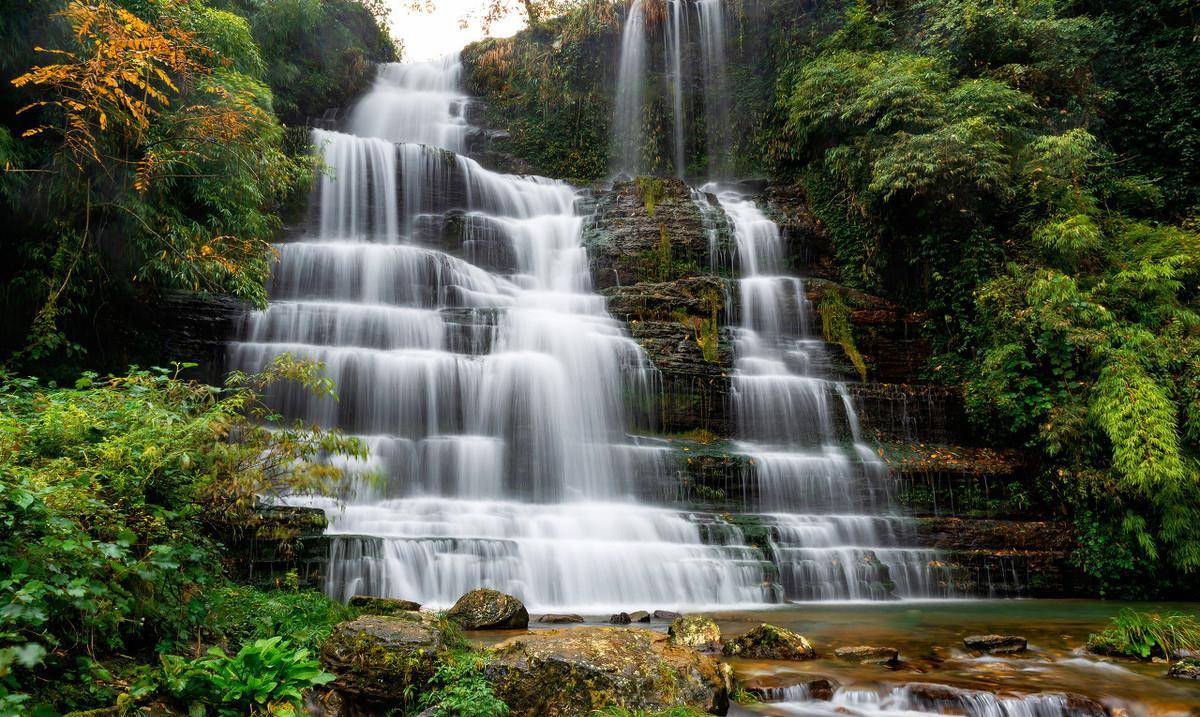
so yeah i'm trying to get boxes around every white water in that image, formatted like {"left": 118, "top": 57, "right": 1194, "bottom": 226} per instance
{"left": 711, "top": 188, "right": 951, "bottom": 600}
{"left": 612, "top": 0, "right": 647, "bottom": 175}
{"left": 231, "top": 57, "right": 784, "bottom": 611}
{"left": 766, "top": 685, "right": 1102, "bottom": 717}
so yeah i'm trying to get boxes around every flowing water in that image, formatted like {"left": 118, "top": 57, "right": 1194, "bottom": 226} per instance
{"left": 708, "top": 188, "right": 951, "bottom": 600}
{"left": 231, "top": 56, "right": 788, "bottom": 612}
{"left": 612, "top": 0, "right": 647, "bottom": 175}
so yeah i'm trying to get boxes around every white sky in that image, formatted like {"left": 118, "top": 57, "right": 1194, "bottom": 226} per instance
{"left": 387, "top": 0, "right": 528, "bottom": 62}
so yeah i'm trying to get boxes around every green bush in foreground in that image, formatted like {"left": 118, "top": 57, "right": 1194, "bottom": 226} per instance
{"left": 1086, "top": 608, "right": 1200, "bottom": 660}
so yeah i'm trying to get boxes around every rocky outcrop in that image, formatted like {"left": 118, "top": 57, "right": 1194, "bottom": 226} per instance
{"left": 446, "top": 588, "right": 529, "bottom": 630}
{"left": 348, "top": 596, "right": 422, "bottom": 615}
{"left": 669, "top": 615, "right": 722, "bottom": 651}
{"left": 583, "top": 178, "right": 729, "bottom": 290}
{"left": 963, "top": 634, "right": 1027, "bottom": 654}
{"left": 834, "top": 645, "right": 899, "bottom": 665}
{"left": 847, "top": 383, "right": 971, "bottom": 445}
{"left": 722, "top": 624, "right": 815, "bottom": 660}
{"left": 320, "top": 613, "right": 449, "bottom": 706}
{"left": 222, "top": 504, "right": 328, "bottom": 590}
{"left": 1168, "top": 658, "right": 1200, "bottom": 680}
{"left": 485, "top": 627, "right": 731, "bottom": 716}
{"left": 742, "top": 676, "right": 838, "bottom": 702}
{"left": 538, "top": 614, "right": 585, "bottom": 624}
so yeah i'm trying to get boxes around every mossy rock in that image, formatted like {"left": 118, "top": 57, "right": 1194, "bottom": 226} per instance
{"left": 963, "top": 634, "right": 1026, "bottom": 654}
{"left": 447, "top": 588, "right": 529, "bottom": 630}
{"left": 722, "top": 623, "right": 814, "bottom": 660}
{"left": 485, "top": 627, "right": 730, "bottom": 716}
{"left": 1168, "top": 657, "right": 1200, "bottom": 680}
{"left": 348, "top": 595, "right": 422, "bottom": 615}
{"left": 668, "top": 615, "right": 721, "bottom": 652}
{"left": 834, "top": 645, "right": 899, "bottom": 665}
{"left": 320, "top": 613, "right": 448, "bottom": 705}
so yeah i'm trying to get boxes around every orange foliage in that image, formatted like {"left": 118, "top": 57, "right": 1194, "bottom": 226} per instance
{"left": 12, "top": 1, "right": 210, "bottom": 171}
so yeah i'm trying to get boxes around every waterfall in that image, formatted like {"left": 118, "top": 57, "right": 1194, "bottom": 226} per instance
{"left": 612, "top": 0, "right": 647, "bottom": 175}
{"left": 230, "top": 57, "right": 784, "bottom": 612}
{"left": 710, "top": 187, "right": 952, "bottom": 599}
{"left": 612, "top": 0, "right": 731, "bottom": 178}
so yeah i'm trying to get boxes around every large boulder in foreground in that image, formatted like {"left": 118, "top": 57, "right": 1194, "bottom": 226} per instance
{"left": 722, "top": 624, "right": 815, "bottom": 660}
{"left": 963, "top": 634, "right": 1027, "bottom": 654}
{"left": 446, "top": 588, "right": 529, "bottom": 630}
{"left": 485, "top": 627, "right": 731, "bottom": 716}
{"left": 669, "top": 615, "right": 721, "bottom": 651}
{"left": 320, "top": 613, "right": 448, "bottom": 705}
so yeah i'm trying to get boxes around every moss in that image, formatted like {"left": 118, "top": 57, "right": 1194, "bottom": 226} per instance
{"left": 636, "top": 176, "right": 668, "bottom": 216}
{"left": 817, "top": 288, "right": 868, "bottom": 380}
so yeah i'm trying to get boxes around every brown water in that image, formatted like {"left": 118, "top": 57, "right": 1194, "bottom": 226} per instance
{"left": 471, "top": 600, "right": 1200, "bottom": 716}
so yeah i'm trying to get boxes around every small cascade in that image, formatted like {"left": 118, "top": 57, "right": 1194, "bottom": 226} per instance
{"left": 764, "top": 684, "right": 1104, "bottom": 717}
{"left": 611, "top": 0, "right": 731, "bottom": 178}
{"left": 231, "top": 57, "right": 787, "bottom": 611}
{"left": 612, "top": 0, "right": 648, "bottom": 175}
{"left": 711, "top": 188, "right": 952, "bottom": 599}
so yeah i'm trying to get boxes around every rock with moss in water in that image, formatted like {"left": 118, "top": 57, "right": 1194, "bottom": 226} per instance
{"left": 722, "top": 623, "right": 815, "bottom": 660}
{"left": 446, "top": 588, "right": 529, "bottom": 630}
{"left": 834, "top": 645, "right": 899, "bottom": 665}
{"left": 348, "top": 595, "right": 421, "bottom": 615}
{"left": 963, "top": 634, "right": 1026, "bottom": 654}
{"left": 1168, "top": 657, "right": 1200, "bottom": 680}
{"left": 319, "top": 612, "right": 451, "bottom": 705}
{"left": 669, "top": 615, "right": 721, "bottom": 651}
{"left": 485, "top": 626, "right": 730, "bottom": 716}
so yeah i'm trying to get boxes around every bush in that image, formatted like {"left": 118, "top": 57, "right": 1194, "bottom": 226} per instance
{"left": 418, "top": 651, "right": 508, "bottom": 717}
{"left": 1086, "top": 608, "right": 1200, "bottom": 660}
{"left": 208, "top": 584, "right": 358, "bottom": 654}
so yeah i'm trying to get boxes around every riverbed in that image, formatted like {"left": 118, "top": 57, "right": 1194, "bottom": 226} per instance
{"left": 470, "top": 600, "right": 1200, "bottom": 716}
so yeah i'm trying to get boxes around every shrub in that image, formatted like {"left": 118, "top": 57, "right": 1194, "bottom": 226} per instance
{"left": 1086, "top": 608, "right": 1200, "bottom": 660}
{"left": 418, "top": 651, "right": 508, "bottom": 717}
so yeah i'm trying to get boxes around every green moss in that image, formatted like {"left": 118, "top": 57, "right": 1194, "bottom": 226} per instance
{"left": 635, "top": 177, "right": 668, "bottom": 216}
{"left": 817, "top": 288, "right": 868, "bottom": 380}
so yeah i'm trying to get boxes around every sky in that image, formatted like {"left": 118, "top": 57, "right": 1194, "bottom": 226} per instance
{"left": 387, "top": 0, "right": 528, "bottom": 62}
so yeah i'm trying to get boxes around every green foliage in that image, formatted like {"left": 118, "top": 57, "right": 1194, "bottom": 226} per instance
{"left": 156, "top": 636, "right": 334, "bottom": 716}
{"left": 817, "top": 289, "right": 867, "bottom": 380}
{"left": 208, "top": 585, "right": 357, "bottom": 654}
{"left": 418, "top": 651, "right": 509, "bottom": 717}
{"left": 766, "top": 0, "right": 1200, "bottom": 590}
{"left": 0, "top": 357, "right": 361, "bottom": 712}
{"left": 1086, "top": 608, "right": 1200, "bottom": 661}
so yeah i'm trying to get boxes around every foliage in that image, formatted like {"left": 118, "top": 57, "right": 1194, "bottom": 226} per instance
{"left": 766, "top": 0, "right": 1200, "bottom": 590}
{"left": 0, "top": 357, "right": 361, "bottom": 712}
{"left": 156, "top": 636, "right": 334, "bottom": 716}
{"left": 1086, "top": 608, "right": 1200, "bottom": 661}
{"left": 417, "top": 651, "right": 509, "bottom": 717}
{"left": 207, "top": 584, "right": 358, "bottom": 654}
{"left": 817, "top": 289, "right": 867, "bottom": 380}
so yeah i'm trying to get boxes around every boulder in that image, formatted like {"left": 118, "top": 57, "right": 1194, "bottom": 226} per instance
{"left": 963, "top": 634, "right": 1027, "bottom": 654}
{"left": 485, "top": 627, "right": 730, "bottom": 716}
{"left": 348, "top": 595, "right": 421, "bottom": 615}
{"left": 668, "top": 615, "right": 721, "bottom": 652}
{"left": 446, "top": 588, "right": 529, "bottom": 630}
{"left": 320, "top": 613, "right": 448, "bottom": 705}
{"left": 654, "top": 609, "right": 682, "bottom": 621}
{"left": 610, "top": 612, "right": 632, "bottom": 624}
{"left": 722, "top": 623, "right": 815, "bottom": 660}
{"left": 834, "top": 645, "right": 899, "bottom": 665}
{"left": 628, "top": 610, "right": 651, "bottom": 623}
{"left": 1168, "top": 657, "right": 1200, "bottom": 680}
{"left": 538, "top": 613, "right": 585, "bottom": 624}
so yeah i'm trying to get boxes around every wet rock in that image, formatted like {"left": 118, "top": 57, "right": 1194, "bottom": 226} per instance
{"left": 963, "top": 634, "right": 1027, "bottom": 654}
{"left": 485, "top": 627, "right": 730, "bottom": 716}
{"left": 610, "top": 612, "right": 632, "bottom": 624}
{"left": 446, "top": 588, "right": 529, "bottom": 630}
{"left": 538, "top": 613, "right": 585, "bottom": 624}
{"left": 653, "top": 609, "right": 682, "bottom": 620}
{"left": 834, "top": 645, "right": 899, "bottom": 665}
{"left": 347, "top": 595, "right": 421, "bottom": 615}
{"left": 742, "top": 675, "right": 838, "bottom": 702}
{"left": 668, "top": 615, "right": 721, "bottom": 651}
{"left": 628, "top": 610, "right": 651, "bottom": 623}
{"left": 320, "top": 613, "right": 448, "bottom": 705}
{"left": 1168, "top": 657, "right": 1200, "bottom": 679}
{"left": 722, "top": 623, "right": 814, "bottom": 660}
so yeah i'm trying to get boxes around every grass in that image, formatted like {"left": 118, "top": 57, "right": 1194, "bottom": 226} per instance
{"left": 1086, "top": 608, "right": 1200, "bottom": 661}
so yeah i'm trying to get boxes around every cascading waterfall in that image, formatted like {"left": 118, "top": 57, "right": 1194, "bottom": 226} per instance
{"left": 611, "top": 0, "right": 731, "bottom": 178}
{"left": 231, "top": 56, "right": 784, "bottom": 611}
{"left": 710, "top": 187, "right": 951, "bottom": 599}
{"left": 612, "top": 0, "right": 647, "bottom": 175}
